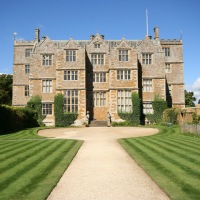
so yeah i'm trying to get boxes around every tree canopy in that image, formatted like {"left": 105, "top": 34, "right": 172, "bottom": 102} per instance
{"left": 0, "top": 74, "right": 13, "bottom": 105}
{"left": 185, "top": 90, "right": 196, "bottom": 107}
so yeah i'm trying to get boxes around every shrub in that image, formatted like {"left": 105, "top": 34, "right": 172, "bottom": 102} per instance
{"left": 54, "top": 94, "right": 78, "bottom": 127}
{"left": 64, "top": 113, "right": 78, "bottom": 126}
{"left": 118, "top": 113, "right": 133, "bottom": 122}
{"left": 0, "top": 105, "right": 38, "bottom": 133}
{"left": 26, "top": 95, "right": 45, "bottom": 126}
{"left": 131, "top": 92, "right": 141, "bottom": 125}
{"left": 54, "top": 94, "right": 65, "bottom": 127}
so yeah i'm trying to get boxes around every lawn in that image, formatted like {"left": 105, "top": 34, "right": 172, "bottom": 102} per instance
{"left": 0, "top": 128, "right": 83, "bottom": 200}
{"left": 119, "top": 125, "right": 200, "bottom": 200}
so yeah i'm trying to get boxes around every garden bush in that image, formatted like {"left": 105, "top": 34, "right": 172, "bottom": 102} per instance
{"left": 0, "top": 105, "right": 38, "bottom": 133}
{"left": 54, "top": 94, "right": 78, "bottom": 127}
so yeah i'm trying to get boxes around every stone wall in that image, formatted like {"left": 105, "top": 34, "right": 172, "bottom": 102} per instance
{"left": 12, "top": 28, "right": 185, "bottom": 125}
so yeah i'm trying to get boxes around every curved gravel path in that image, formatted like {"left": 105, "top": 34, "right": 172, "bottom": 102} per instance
{"left": 39, "top": 127, "right": 170, "bottom": 200}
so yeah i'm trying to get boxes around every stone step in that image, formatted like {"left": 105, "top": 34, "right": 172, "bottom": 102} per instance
{"left": 89, "top": 120, "right": 107, "bottom": 127}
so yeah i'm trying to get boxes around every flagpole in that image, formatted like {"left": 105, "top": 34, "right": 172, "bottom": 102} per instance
{"left": 146, "top": 9, "right": 148, "bottom": 36}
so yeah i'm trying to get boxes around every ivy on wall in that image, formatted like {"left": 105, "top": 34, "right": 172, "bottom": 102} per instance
{"left": 146, "top": 95, "right": 167, "bottom": 124}
{"left": 118, "top": 92, "right": 141, "bottom": 126}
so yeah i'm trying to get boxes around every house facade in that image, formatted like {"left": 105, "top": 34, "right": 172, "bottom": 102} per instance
{"left": 12, "top": 27, "right": 185, "bottom": 125}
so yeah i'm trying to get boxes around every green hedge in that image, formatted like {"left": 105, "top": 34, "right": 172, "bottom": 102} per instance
{"left": 131, "top": 92, "right": 141, "bottom": 125}
{"left": 26, "top": 95, "right": 45, "bottom": 126}
{"left": 0, "top": 105, "right": 39, "bottom": 133}
{"left": 54, "top": 94, "right": 78, "bottom": 127}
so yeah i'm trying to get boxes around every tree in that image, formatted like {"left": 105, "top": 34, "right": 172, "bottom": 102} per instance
{"left": 185, "top": 90, "right": 196, "bottom": 107}
{"left": 198, "top": 99, "right": 200, "bottom": 104}
{"left": 0, "top": 74, "right": 13, "bottom": 105}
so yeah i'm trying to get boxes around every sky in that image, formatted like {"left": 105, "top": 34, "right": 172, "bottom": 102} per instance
{"left": 0, "top": 0, "right": 200, "bottom": 100}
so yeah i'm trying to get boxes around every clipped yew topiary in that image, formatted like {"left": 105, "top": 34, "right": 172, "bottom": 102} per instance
{"left": 26, "top": 95, "right": 45, "bottom": 126}
{"left": 54, "top": 94, "right": 66, "bottom": 127}
{"left": 54, "top": 94, "right": 78, "bottom": 127}
{"left": 131, "top": 92, "right": 141, "bottom": 125}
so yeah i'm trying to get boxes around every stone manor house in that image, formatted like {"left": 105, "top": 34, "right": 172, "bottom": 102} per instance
{"left": 12, "top": 27, "right": 185, "bottom": 125}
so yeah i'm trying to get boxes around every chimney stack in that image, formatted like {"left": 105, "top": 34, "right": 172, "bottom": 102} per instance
{"left": 35, "top": 28, "right": 40, "bottom": 43}
{"left": 154, "top": 27, "right": 159, "bottom": 41}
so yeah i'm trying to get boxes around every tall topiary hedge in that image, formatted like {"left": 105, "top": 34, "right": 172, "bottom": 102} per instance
{"left": 54, "top": 94, "right": 65, "bottom": 127}
{"left": 26, "top": 95, "right": 45, "bottom": 126}
{"left": 131, "top": 92, "right": 141, "bottom": 125}
{"left": 54, "top": 94, "right": 78, "bottom": 127}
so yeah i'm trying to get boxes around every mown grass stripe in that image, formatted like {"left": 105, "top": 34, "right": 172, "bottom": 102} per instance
{"left": 0, "top": 140, "right": 55, "bottom": 174}
{"left": 160, "top": 135, "right": 200, "bottom": 146}
{"left": 0, "top": 140, "right": 67, "bottom": 192}
{"left": 146, "top": 137, "right": 200, "bottom": 155}
{"left": 0, "top": 140, "right": 45, "bottom": 163}
{"left": 0, "top": 141, "right": 27, "bottom": 150}
{"left": 120, "top": 138, "right": 200, "bottom": 200}
{"left": 0, "top": 140, "right": 78, "bottom": 199}
{"left": 0, "top": 140, "right": 39, "bottom": 155}
{"left": 13, "top": 140, "right": 78, "bottom": 198}
{"left": 136, "top": 138, "right": 200, "bottom": 175}
{"left": 0, "top": 128, "right": 44, "bottom": 140}
{"left": 134, "top": 139, "right": 200, "bottom": 177}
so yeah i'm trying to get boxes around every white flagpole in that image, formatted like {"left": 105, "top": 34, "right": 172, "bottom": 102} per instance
{"left": 146, "top": 9, "right": 148, "bottom": 36}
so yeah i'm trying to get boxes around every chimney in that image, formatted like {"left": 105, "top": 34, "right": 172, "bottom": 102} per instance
{"left": 154, "top": 27, "right": 159, "bottom": 41}
{"left": 35, "top": 28, "right": 40, "bottom": 43}
{"left": 90, "top": 35, "right": 95, "bottom": 40}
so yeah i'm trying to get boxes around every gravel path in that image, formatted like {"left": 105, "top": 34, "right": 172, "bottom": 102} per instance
{"left": 39, "top": 127, "right": 170, "bottom": 200}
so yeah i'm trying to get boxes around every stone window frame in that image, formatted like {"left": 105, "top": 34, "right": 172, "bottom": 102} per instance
{"left": 91, "top": 53, "right": 104, "bottom": 66}
{"left": 94, "top": 43, "right": 100, "bottom": 48}
{"left": 42, "top": 80, "right": 52, "bottom": 93}
{"left": 117, "top": 90, "right": 132, "bottom": 113}
{"left": 118, "top": 50, "right": 129, "bottom": 62}
{"left": 64, "top": 90, "right": 78, "bottom": 113}
{"left": 42, "top": 54, "right": 53, "bottom": 66}
{"left": 24, "top": 85, "right": 29, "bottom": 97}
{"left": 66, "top": 50, "right": 76, "bottom": 62}
{"left": 25, "top": 64, "right": 30, "bottom": 74}
{"left": 143, "top": 79, "right": 152, "bottom": 92}
{"left": 42, "top": 103, "right": 53, "bottom": 115}
{"left": 163, "top": 47, "right": 170, "bottom": 57}
{"left": 142, "top": 53, "right": 152, "bottom": 65}
{"left": 165, "top": 63, "right": 171, "bottom": 73}
{"left": 64, "top": 70, "right": 78, "bottom": 81}
{"left": 143, "top": 102, "right": 153, "bottom": 114}
{"left": 117, "top": 70, "right": 131, "bottom": 80}
{"left": 93, "top": 72, "right": 106, "bottom": 82}
{"left": 93, "top": 92, "right": 106, "bottom": 107}
{"left": 25, "top": 48, "right": 32, "bottom": 57}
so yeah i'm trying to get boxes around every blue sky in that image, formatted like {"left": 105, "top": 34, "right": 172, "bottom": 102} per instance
{"left": 1, "top": 0, "right": 200, "bottom": 99}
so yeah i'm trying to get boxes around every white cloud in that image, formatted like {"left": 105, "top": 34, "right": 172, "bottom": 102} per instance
{"left": 186, "top": 77, "right": 200, "bottom": 103}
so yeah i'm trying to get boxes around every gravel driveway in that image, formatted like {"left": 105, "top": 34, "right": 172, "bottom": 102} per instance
{"left": 39, "top": 127, "right": 170, "bottom": 200}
